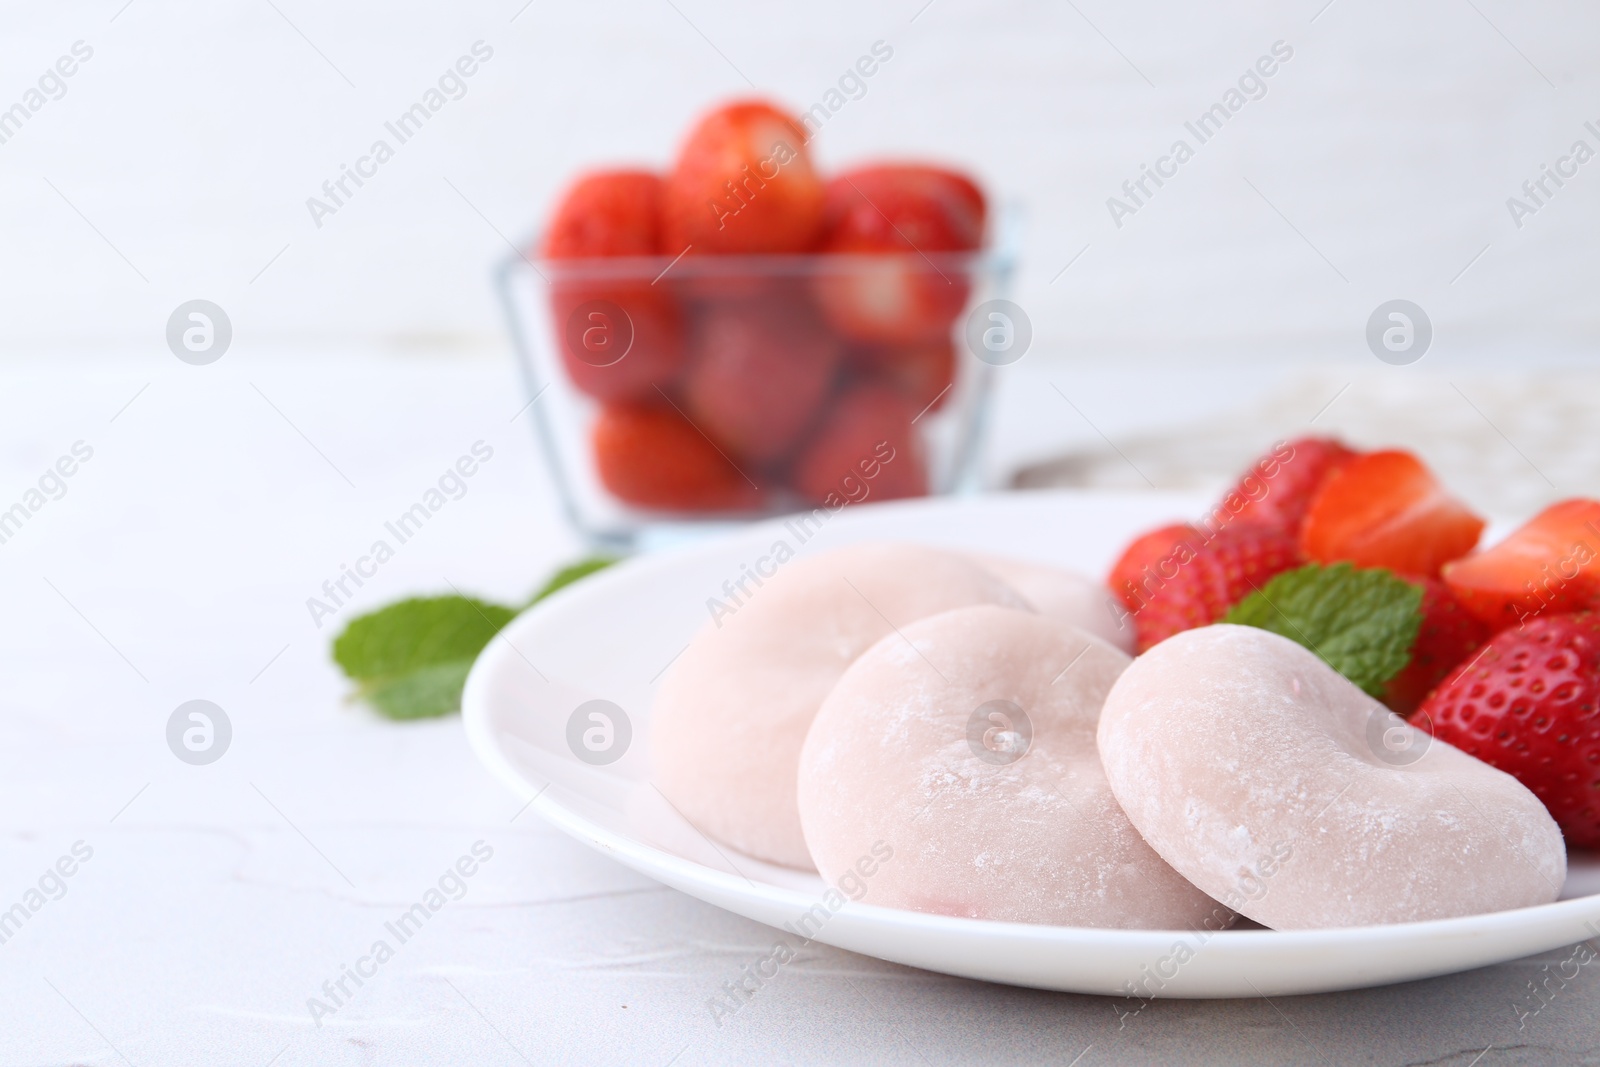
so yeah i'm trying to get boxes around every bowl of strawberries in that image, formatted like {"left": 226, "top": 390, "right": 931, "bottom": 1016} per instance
{"left": 496, "top": 99, "right": 1012, "bottom": 547}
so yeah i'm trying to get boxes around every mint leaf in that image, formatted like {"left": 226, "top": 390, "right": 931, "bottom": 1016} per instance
{"left": 528, "top": 556, "right": 617, "bottom": 607}
{"left": 1221, "top": 562, "right": 1424, "bottom": 696}
{"left": 332, "top": 595, "right": 515, "bottom": 721}
{"left": 365, "top": 660, "right": 476, "bottom": 721}
{"left": 333, "top": 596, "right": 516, "bottom": 684}
{"left": 331, "top": 555, "right": 619, "bottom": 721}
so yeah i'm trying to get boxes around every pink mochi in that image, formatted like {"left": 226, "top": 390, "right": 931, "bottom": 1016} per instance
{"left": 1097, "top": 625, "right": 1567, "bottom": 929}
{"left": 971, "top": 553, "right": 1133, "bottom": 653}
{"left": 652, "top": 542, "right": 1027, "bottom": 870}
{"left": 797, "top": 605, "right": 1226, "bottom": 927}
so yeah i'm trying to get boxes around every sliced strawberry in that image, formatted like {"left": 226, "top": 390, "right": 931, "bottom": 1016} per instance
{"left": 1443, "top": 499, "right": 1600, "bottom": 631}
{"left": 1415, "top": 612, "right": 1600, "bottom": 848}
{"left": 1225, "top": 436, "right": 1359, "bottom": 536}
{"left": 1132, "top": 523, "right": 1302, "bottom": 653}
{"left": 791, "top": 383, "right": 926, "bottom": 505}
{"left": 682, "top": 292, "right": 840, "bottom": 465}
{"left": 812, "top": 164, "right": 985, "bottom": 346}
{"left": 592, "top": 403, "right": 763, "bottom": 512}
{"left": 1108, "top": 523, "right": 1204, "bottom": 612}
{"left": 663, "top": 100, "right": 824, "bottom": 255}
{"left": 1382, "top": 576, "right": 1491, "bottom": 715}
{"left": 1299, "top": 450, "right": 1484, "bottom": 577}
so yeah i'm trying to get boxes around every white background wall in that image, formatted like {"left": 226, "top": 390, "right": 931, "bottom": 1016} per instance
{"left": 1, "top": 0, "right": 1595, "bottom": 360}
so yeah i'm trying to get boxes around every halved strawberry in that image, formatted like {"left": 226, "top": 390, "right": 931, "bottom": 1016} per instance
{"left": 1108, "top": 523, "right": 1204, "bottom": 612}
{"left": 1443, "top": 499, "right": 1600, "bottom": 630}
{"left": 1225, "top": 436, "right": 1359, "bottom": 536}
{"left": 592, "top": 403, "right": 763, "bottom": 512}
{"left": 1299, "top": 450, "right": 1484, "bottom": 577}
{"left": 1382, "top": 576, "right": 1491, "bottom": 715}
{"left": 1131, "top": 523, "right": 1302, "bottom": 653}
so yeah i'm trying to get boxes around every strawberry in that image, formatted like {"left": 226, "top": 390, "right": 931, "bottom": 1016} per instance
{"left": 592, "top": 403, "right": 763, "bottom": 512}
{"left": 540, "top": 171, "right": 686, "bottom": 401}
{"left": 1108, "top": 523, "right": 1204, "bottom": 611}
{"left": 791, "top": 383, "right": 926, "bottom": 505}
{"left": 1443, "top": 499, "right": 1600, "bottom": 631}
{"left": 1414, "top": 612, "right": 1600, "bottom": 849}
{"left": 548, "top": 289, "right": 685, "bottom": 402}
{"left": 663, "top": 100, "right": 824, "bottom": 255}
{"left": 850, "top": 339, "right": 957, "bottom": 415}
{"left": 818, "top": 165, "right": 985, "bottom": 253}
{"left": 812, "top": 164, "right": 986, "bottom": 346}
{"left": 812, "top": 257, "right": 963, "bottom": 347}
{"left": 1382, "top": 576, "right": 1491, "bottom": 715}
{"left": 1130, "top": 523, "right": 1302, "bottom": 653}
{"left": 682, "top": 292, "right": 840, "bottom": 465}
{"left": 540, "top": 170, "right": 664, "bottom": 258}
{"left": 1224, "top": 436, "right": 1359, "bottom": 536}
{"left": 1300, "top": 449, "right": 1485, "bottom": 577}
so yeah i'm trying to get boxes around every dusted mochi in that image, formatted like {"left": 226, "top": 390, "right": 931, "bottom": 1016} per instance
{"left": 652, "top": 542, "right": 1026, "bottom": 869}
{"left": 1097, "top": 625, "right": 1567, "bottom": 929}
{"left": 797, "top": 605, "right": 1227, "bottom": 927}
{"left": 972, "top": 553, "right": 1133, "bottom": 653}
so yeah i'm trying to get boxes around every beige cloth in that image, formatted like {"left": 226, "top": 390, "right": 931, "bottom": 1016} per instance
{"left": 1012, "top": 367, "right": 1600, "bottom": 519}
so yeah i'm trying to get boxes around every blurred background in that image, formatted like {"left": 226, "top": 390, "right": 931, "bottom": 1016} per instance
{"left": 4, "top": 0, "right": 1596, "bottom": 357}
{"left": 5, "top": 0, "right": 1597, "bottom": 515}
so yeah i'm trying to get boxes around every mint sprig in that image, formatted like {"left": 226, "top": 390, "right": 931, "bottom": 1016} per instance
{"left": 527, "top": 556, "right": 616, "bottom": 607}
{"left": 332, "top": 556, "right": 616, "bottom": 720}
{"left": 1221, "top": 562, "right": 1424, "bottom": 696}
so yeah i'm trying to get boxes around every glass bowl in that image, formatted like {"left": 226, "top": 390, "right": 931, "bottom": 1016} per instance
{"left": 495, "top": 230, "right": 1016, "bottom": 550}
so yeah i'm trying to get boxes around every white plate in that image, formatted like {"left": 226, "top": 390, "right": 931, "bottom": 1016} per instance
{"left": 462, "top": 490, "right": 1600, "bottom": 998}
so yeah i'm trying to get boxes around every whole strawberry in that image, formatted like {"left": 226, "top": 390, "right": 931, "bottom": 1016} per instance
{"left": 592, "top": 403, "right": 764, "bottom": 512}
{"left": 1227, "top": 436, "right": 1358, "bottom": 536}
{"left": 1108, "top": 523, "right": 1203, "bottom": 612}
{"left": 1131, "top": 523, "right": 1301, "bottom": 652}
{"left": 1382, "top": 577, "right": 1490, "bottom": 716}
{"left": 1415, "top": 612, "right": 1600, "bottom": 848}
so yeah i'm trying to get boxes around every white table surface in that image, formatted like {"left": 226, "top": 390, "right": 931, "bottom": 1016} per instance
{"left": 2, "top": 352, "right": 1596, "bottom": 1066}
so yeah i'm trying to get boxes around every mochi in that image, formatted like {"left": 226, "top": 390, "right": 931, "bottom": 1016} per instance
{"left": 797, "top": 605, "right": 1227, "bottom": 927}
{"left": 1097, "top": 624, "right": 1566, "bottom": 929}
{"left": 972, "top": 553, "right": 1133, "bottom": 653}
{"left": 652, "top": 542, "right": 1026, "bottom": 869}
